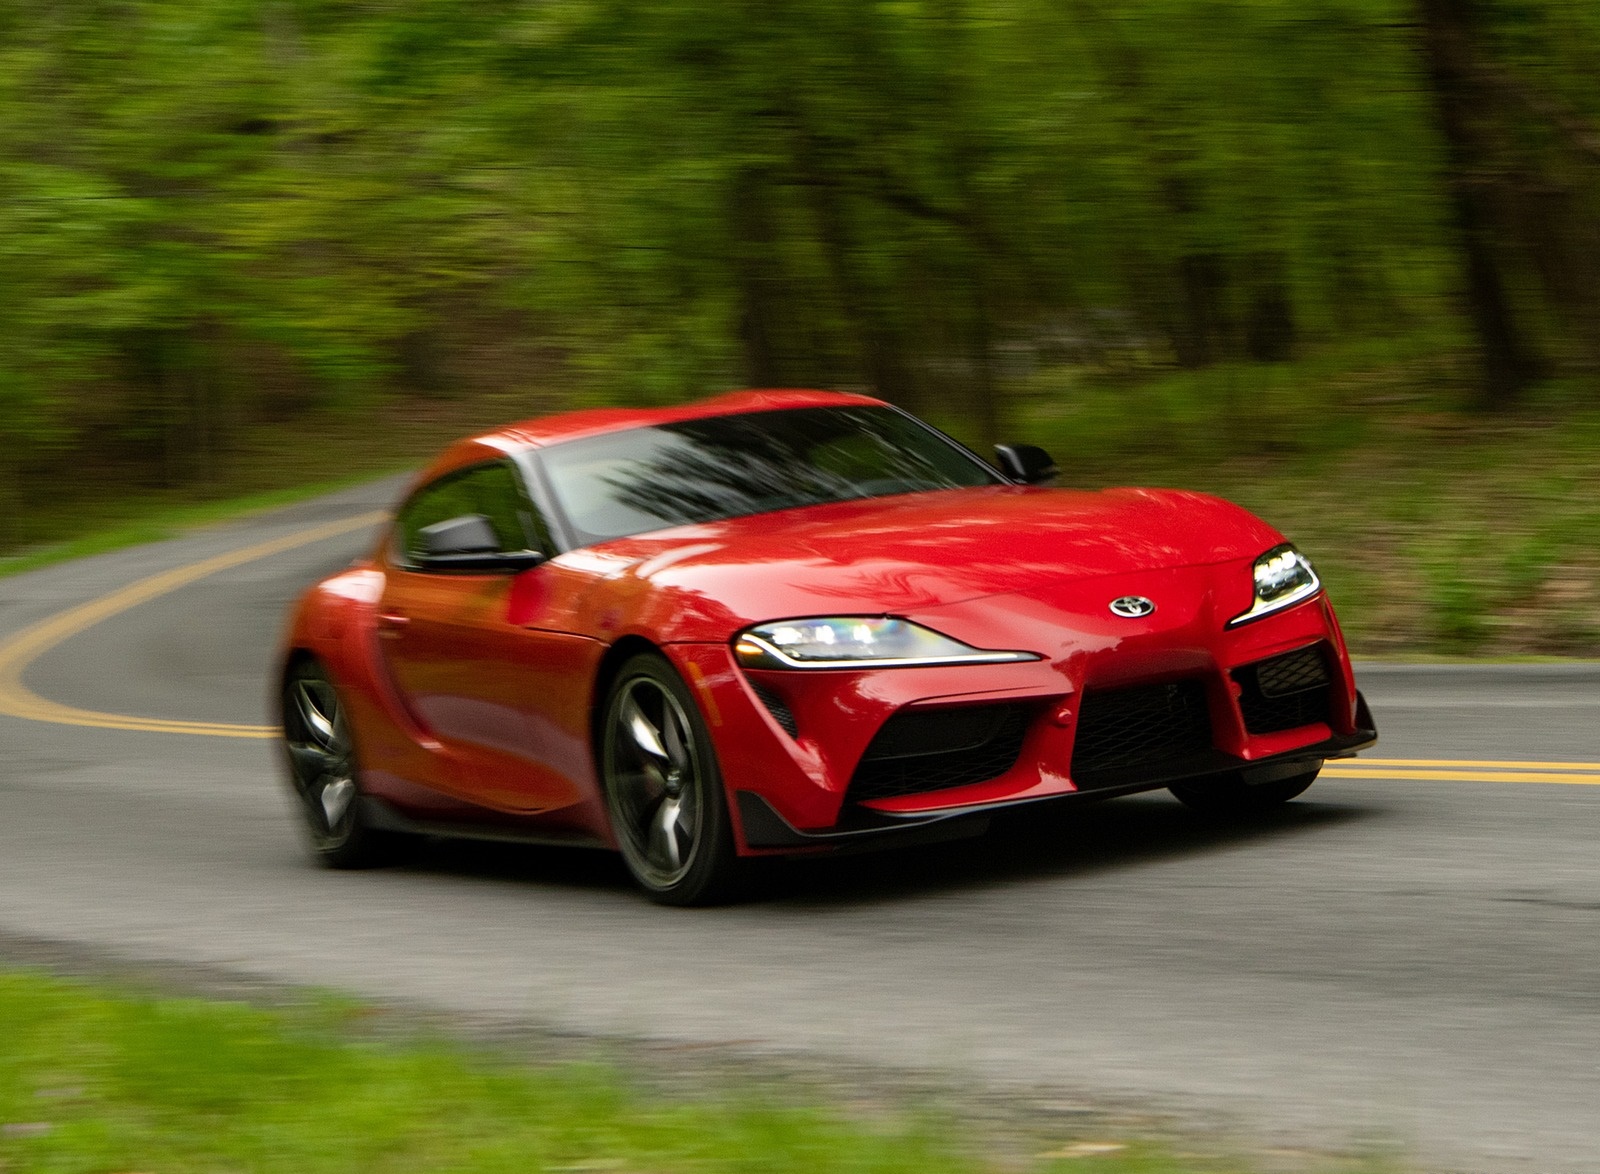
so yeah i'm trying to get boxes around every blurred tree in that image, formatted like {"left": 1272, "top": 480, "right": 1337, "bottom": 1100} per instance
{"left": 2, "top": 0, "right": 1597, "bottom": 538}
{"left": 1417, "top": 0, "right": 1542, "bottom": 409}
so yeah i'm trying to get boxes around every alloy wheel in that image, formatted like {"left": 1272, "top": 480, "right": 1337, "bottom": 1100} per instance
{"left": 284, "top": 671, "right": 359, "bottom": 846}
{"left": 604, "top": 674, "right": 704, "bottom": 891}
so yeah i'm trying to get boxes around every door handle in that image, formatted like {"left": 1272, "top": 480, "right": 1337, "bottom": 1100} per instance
{"left": 377, "top": 611, "right": 410, "bottom": 636}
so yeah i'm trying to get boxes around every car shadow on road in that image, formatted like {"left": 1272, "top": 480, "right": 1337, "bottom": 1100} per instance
{"left": 391, "top": 792, "right": 1378, "bottom": 907}
{"left": 400, "top": 836, "right": 637, "bottom": 894}
{"left": 762, "top": 793, "right": 1378, "bottom": 907}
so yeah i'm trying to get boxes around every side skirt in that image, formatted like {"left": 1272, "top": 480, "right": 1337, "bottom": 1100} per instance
{"left": 361, "top": 796, "right": 609, "bottom": 851}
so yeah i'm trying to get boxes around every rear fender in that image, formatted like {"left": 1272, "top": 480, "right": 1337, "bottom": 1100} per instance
{"left": 279, "top": 566, "right": 463, "bottom": 815}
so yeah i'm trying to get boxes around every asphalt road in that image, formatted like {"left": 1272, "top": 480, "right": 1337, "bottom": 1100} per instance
{"left": 2, "top": 480, "right": 1598, "bottom": 1173}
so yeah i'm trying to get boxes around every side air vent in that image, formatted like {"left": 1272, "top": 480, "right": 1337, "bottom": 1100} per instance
{"left": 848, "top": 704, "right": 1031, "bottom": 803}
{"left": 749, "top": 680, "right": 798, "bottom": 738}
{"left": 1233, "top": 644, "right": 1332, "bottom": 734}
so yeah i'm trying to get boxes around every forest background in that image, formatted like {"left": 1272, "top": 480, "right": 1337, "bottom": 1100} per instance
{"left": 4, "top": 0, "right": 1600, "bottom": 656}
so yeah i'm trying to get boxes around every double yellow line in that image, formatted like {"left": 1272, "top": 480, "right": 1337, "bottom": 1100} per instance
{"left": 0, "top": 512, "right": 386, "bottom": 738}
{"left": 1323, "top": 758, "right": 1600, "bottom": 786}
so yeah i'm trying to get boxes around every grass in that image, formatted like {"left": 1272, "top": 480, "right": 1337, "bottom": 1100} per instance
{"left": 0, "top": 970, "right": 1393, "bottom": 1174}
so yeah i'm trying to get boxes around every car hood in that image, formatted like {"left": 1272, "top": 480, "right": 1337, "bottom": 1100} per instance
{"left": 581, "top": 485, "right": 1283, "bottom": 627}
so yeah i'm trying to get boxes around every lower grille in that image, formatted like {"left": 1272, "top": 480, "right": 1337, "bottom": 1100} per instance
{"left": 1070, "top": 679, "right": 1213, "bottom": 784}
{"left": 1234, "top": 645, "right": 1332, "bottom": 734}
{"left": 848, "top": 704, "right": 1030, "bottom": 803}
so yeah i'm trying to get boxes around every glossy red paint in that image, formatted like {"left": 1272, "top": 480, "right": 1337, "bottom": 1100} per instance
{"left": 281, "top": 389, "right": 1372, "bottom": 863}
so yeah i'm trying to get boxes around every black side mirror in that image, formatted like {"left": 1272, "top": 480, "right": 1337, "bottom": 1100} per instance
{"left": 422, "top": 514, "right": 499, "bottom": 557}
{"left": 416, "top": 514, "right": 546, "bottom": 572}
{"left": 994, "top": 444, "right": 1058, "bottom": 485}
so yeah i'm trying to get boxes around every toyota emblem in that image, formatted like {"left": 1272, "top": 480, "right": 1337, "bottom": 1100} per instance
{"left": 1109, "top": 595, "right": 1156, "bottom": 618}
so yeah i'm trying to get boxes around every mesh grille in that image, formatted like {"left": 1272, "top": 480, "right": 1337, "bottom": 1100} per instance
{"left": 849, "top": 705, "right": 1030, "bottom": 802}
{"left": 1234, "top": 645, "right": 1332, "bottom": 734}
{"left": 749, "top": 681, "right": 798, "bottom": 738}
{"left": 1254, "top": 645, "right": 1330, "bottom": 697}
{"left": 1070, "top": 680, "right": 1213, "bottom": 779}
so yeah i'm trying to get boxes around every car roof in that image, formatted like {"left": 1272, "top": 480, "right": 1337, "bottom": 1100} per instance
{"left": 414, "top": 389, "right": 890, "bottom": 485}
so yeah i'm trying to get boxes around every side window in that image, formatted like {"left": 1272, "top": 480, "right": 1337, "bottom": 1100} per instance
{"left": 394, "top": 462, "right": 545, "bottom": 569}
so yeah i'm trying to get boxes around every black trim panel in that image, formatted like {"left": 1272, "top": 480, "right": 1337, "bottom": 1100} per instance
{"left": 361, "top": 796, "right": 608, "bottom": 850}
{"left": 736, "top": 791, "right": 991, "bottom": 851}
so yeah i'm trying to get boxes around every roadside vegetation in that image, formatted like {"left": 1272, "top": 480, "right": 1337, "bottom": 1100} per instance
{"left": 8, "top": 351, "right": 1600, "bottom": 660}
{"left": 0, "top": 970, "right": 1394, "bottom": 1174}
{"left": 1013, "top": 345, "right": 1600, "bottom": 659}
{"left": 0, "top": 388, "right": 535, "bottom": 580}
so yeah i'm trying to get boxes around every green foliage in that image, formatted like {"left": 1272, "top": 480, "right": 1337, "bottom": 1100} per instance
{"left": 1007, "top": 337, "right": 1600, "bottom": 658}
{"left": 0, "top": 969, "right": 1403, "bottom": 1174}
{"left": 2, "top": 0, "right": 1599, "bottom": 646}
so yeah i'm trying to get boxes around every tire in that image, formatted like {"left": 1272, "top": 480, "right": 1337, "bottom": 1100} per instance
{"left": 281, "top": 659, "right": 408, "bottom": 869}
{"left": 599, "top": 652, "right": 742, "bottom": 906}
{"left": 1170, "top": 768, "right": 1319, "bottom": 817}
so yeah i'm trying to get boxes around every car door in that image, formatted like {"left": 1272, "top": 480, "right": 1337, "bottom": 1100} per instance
{"left": 376, "top": 459, "right": 597, "bottom": 815}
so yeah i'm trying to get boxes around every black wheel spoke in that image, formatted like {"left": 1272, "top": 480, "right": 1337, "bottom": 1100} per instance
{"left": 287, "top": 742, "right": 339, "bottom": 781}
{"left": 613, "top": 766, "right": 662, "bottom": 828}
{"left": 662, "top": 706, "right": 690, "bottom": 775}
{"left": 645, "top": 795, "right": 683, "bottom": 870}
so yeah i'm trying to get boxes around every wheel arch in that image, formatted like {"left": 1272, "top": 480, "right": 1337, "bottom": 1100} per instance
{"left": 588, "top": 635, "right": 664, "bottom": 755}
{"left": 280, "top": 644, "right": 319, "bottom": 681}
{"left": 276, "top": 646, "right": 320, "bottom": 725}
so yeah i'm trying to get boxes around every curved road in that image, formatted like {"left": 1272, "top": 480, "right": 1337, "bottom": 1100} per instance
{"left": 2, "top": 480, "right": 1597, "bottom": 1172}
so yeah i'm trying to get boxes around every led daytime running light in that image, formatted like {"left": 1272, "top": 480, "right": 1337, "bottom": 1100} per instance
{"left": 734, "top": 617, "right": 1037, "bottom": 670}
{"left": 1228, "top": 544, "right": 1321, "bottom": 627}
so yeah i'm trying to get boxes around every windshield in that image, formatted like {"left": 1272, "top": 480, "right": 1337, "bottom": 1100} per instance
{"left": 540, "top": 406, "right": 1003, "bottom": 545}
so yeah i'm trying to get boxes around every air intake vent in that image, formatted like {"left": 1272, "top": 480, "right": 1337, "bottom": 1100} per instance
{"left": 848, "top": 704, "right": 1030, "bottom": 803}
{"left": 1070, "top": 679, "right": 1213, "bottom": 786}
{"left": 1233, "top": 645, "right": 1332, "bottom": 734}
{"left": 749, "top": 681, "right": 798, "bottom": 738}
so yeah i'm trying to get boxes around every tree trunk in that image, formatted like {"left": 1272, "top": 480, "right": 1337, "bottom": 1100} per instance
{"left": 1417, "top": 0, "right": 1540, "bottom": 410}
{"left": 1172, "top": 249, "right": 1230, "bottom": 368}
{"left": 1244, "top": 256, "right": 1297, "bottom": 363}
{"left": 797, "top": 137, "right": 920, "bottom": 409}
{"left": 966, "top": 258, "right": 1001, "bottom": 450}
{"left": 729, "top": 165, "right": 786, "bottom": 388}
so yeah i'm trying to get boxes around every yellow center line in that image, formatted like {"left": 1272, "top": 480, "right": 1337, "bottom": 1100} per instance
{"left": 0, "top": 512, "right": 387, "bottom": 738}
{"left": 1322, "top": 766, "right": 1600, "bottom": 785}
{"left": 1327, "top": 757, "right": 1600, "bottom": 772}
{"left": 1318, "top": 758, "right": 1600, "bottom": 786}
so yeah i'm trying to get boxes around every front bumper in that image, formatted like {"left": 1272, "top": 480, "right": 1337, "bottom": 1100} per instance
{"left": 734, "top": 690, "right": 1377, "bottom": 849}
{"left": 662, "top": 572, "right": 1375, "bottom": 855}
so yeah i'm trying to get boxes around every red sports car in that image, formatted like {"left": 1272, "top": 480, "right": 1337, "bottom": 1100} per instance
{"left": 279, "top": 390, "right": 1376, "bottom": 904}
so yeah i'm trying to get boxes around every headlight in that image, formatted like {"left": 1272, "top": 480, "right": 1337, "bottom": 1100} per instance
{"left": 1228, "top": 544, "right": 1321, "bottom": 627}
{"left": 733, "top": 617, "right": 1038, "bottom": 670}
